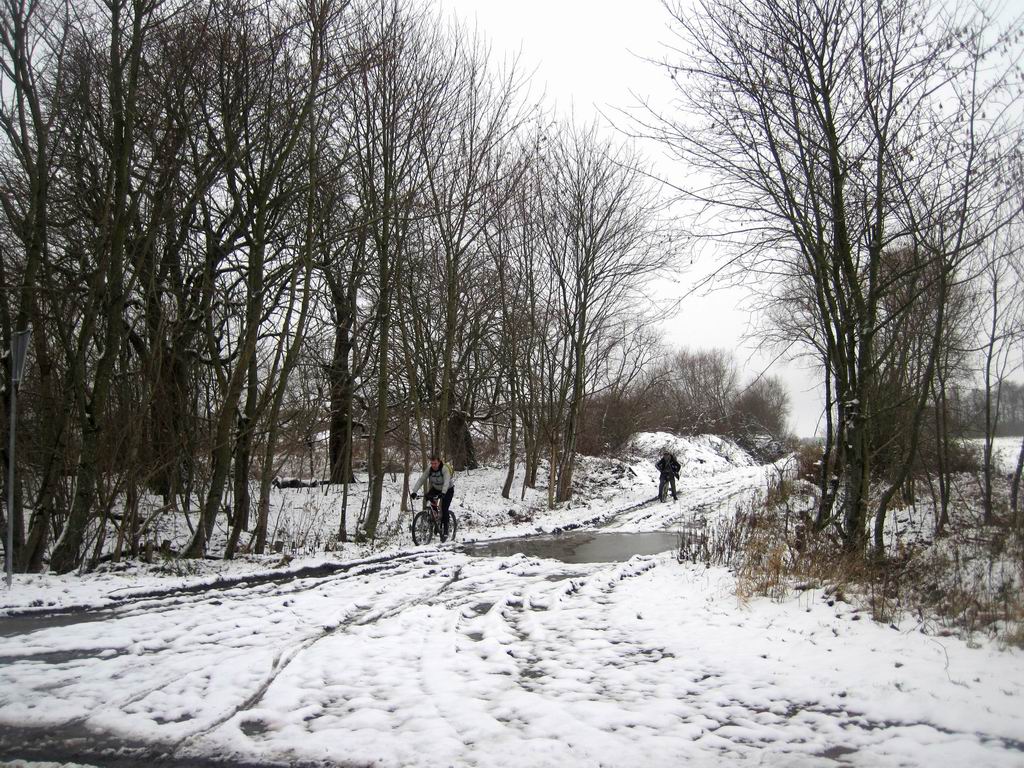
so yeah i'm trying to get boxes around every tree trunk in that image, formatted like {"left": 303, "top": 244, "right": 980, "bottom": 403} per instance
{"left": 225, "top": 357, "right": 257, "bottom": 559}
{"left": 446, "top": 410, "right": 477, "bottom": 470}
{"left": 556, "top": 318, "right": 587, "bottom": 504}
{"left": 842, "top": 405, "right": 871, "bottom": 551}
{"left": 253, "top": 413, "right": 284, "bottom": 557}
{"left": 934, "top": 380, "right": 951, "bottom": 535}
{"left": 0, "top": 0, "right": 64, "bottom": 575}
{"left": 328, "top": 290, "right": 356, "bottom": 484}
{"left": 1010, "top": 434, "right": 1024, "bottom": 524}
{"left": 338, "top": 390, "right": 355, "bottom": 544}
{"left": 20, "top": 331, "right": 65, "bottom": 573}
{"left": 401, "top": 415, "right": 412, "bottom": 518}
{"left": 184, "top": 237, "right": 265, "bottom": 558}
{"left": 436, "top": 248, "right": 460, "bottom": 458}
{"left": 816, "top": 361, "right": 837, "bottom": 529}
{"left": 527, "top": 431, "right": 540, "bottom": 489}
{"left": 502, "top": 406, "right": 517, "bottom": 500}
{"left": 981, "top": 278, "right": 1000, "bottom": 525}
{"left": 51, "top": 277, "right": 129, "bottom": 573}
{"left": 362, "top": 304, "right": 391, "bottom": 541}
{"left": 547, "top": 441, "right": 557, "bottom": 510}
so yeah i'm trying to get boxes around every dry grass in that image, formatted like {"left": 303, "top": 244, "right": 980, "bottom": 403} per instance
{"left": 679, "top": 474, "right": 1024, "bottom": 647}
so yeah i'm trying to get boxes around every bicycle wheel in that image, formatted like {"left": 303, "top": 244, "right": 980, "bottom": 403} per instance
{"left": 441, "top": 512, "right": 457, "bottom": 543}
{"left": 658, "top": 477, "right": 669, "bottom": 503}
{"left": 412, "top": 511, "right": 434, "bottom": 545}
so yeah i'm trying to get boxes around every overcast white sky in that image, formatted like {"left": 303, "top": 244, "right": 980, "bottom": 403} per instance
{"left": 440, "top": 0, "right": 829, "bottom": 437}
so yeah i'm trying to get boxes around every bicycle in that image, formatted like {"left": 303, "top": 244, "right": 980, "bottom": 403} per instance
{"left": 411, "top": 493, "right": 458, "bottom": 545}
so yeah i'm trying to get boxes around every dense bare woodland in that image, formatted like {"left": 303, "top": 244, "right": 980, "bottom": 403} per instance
{"left": 3, "top": 2, "right": 1024, "bottom": 765}
{"left": 0, "top": 0, "right": 1022, "bottom": 589}
{"left": 0, "top": 0, "right": 685, "bottom": 572}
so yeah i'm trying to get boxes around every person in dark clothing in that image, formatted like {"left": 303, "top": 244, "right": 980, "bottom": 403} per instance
{"left": 655, "top": 451, "right": 680, "bottom": 501}
{"left": 410, "top": 455, "right": 455, "bottom": 535}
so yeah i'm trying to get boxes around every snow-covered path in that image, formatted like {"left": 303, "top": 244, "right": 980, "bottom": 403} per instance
{"left": 602, "top": 461, "right": 773, "bottom": 532}
{"left": 2, "top": 543, "right": 1022, "bottom": 767}
{"left": 1, "top": 449, "right": 1022, "bottom": 768}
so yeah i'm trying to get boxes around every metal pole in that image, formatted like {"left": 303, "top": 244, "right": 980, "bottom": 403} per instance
{"left": 6, "top": 327, "right": 30, "bottom": 588}
{"left": 6, "top": 382, "right": 15, "bottom": 587}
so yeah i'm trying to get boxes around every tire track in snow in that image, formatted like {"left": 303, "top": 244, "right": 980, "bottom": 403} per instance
{"left": 0, "top": 552, "right": 465, "bottom": 766}
{"left": 1, "top": 548, "right": 441, "bottom": 629}
{"left": 173, "top": 560, "right": 469, "bottom": 754}
{"left": 447, "top": 555, "right": 666, "bottom": 722}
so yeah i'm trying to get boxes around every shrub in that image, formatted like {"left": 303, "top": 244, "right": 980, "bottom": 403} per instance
{"left": 680, "top": 475, "right": 1024, "bottom": 647}
{"left": 793, "top": 439, "right": 824, "bottom": 483}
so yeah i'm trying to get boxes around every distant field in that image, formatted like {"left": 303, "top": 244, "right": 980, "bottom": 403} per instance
{"left": 972, "top": 436, "right": 1023, "bottom": 475}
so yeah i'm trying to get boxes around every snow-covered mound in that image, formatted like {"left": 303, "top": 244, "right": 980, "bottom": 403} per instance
{"left": 625, "top": 431, "right": 754, "bottom": 476}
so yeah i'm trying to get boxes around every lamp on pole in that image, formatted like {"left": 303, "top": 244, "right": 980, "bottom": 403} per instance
{"left": 6, "top": 326, "right": 31, "bottom": 588}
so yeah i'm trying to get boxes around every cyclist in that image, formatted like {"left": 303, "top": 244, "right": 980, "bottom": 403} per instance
{"left": 655, "top": 451, "right": 680, "bottom": 502}
{"left": 410, "top": 454, "right": 455, "bottom": 536}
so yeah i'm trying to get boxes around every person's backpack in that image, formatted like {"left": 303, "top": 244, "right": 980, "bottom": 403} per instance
{"left": 443, "top": 459, "right": 456, "bottom": 482}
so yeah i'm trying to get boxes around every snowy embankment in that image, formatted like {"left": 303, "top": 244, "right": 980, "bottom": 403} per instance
{"left": 0, "top": 432, "right": 770, "bottom": 616}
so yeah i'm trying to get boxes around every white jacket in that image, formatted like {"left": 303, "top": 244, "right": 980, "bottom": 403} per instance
{"left": 411, "top": 464, "right": 453, "bottom": 495}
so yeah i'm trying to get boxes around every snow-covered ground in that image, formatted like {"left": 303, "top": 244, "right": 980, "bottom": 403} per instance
{"left": 986, "top": 435, "right": 1023, "bottom": 475}
{"left": 0, "top": 433, "right": 770, "bottom": 615}
{"left": 2, "top": 551, "right": 1022, "bottom": 767}
{"left": 1, "top": 434, "right": 1022, "bottom": 767}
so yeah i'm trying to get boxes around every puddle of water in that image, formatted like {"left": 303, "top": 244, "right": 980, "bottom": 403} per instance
{"left": 819, "top": 745, "right": 857, "bottom": 760}
{"left": 240, "top": 719, "right": 271, "bottom": 737}
{"left": 465, "top": 531, "right": 680, "bottom": 564}
{"left": 0, "top": 609, "right": 115, "bottom": 638}
{"left": 0, "top": 648, "right": 115, "bottom": 665}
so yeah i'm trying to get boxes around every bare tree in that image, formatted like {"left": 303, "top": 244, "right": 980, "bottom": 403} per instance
{"left": 643, "top": 0, "right": 1022, "bottom": 550}
{"left": 539, "top": 121, "right": 671, "bottom": 503}
{"left": 343, "top": 0, "right": 439, "bottom": 540}
{"left": 669, "top": 347, "right": 740, "bottom": 435}
{"left": 414, "top": 24, "right": 527, "bottom": 464}
{"left": 183, "top": 0, "right": 337, "bottom": 558}
{"left": 50, "top": 0, "right": 190, "bottom": 573}
{"left": 976, "top": 227, "right": 1024, "bottom": 524}
{"left": 0, "top": 0, "right": 73, "bottom": 571}
{"left": 484, "top": 141, "right": 541, "bottom": 498}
